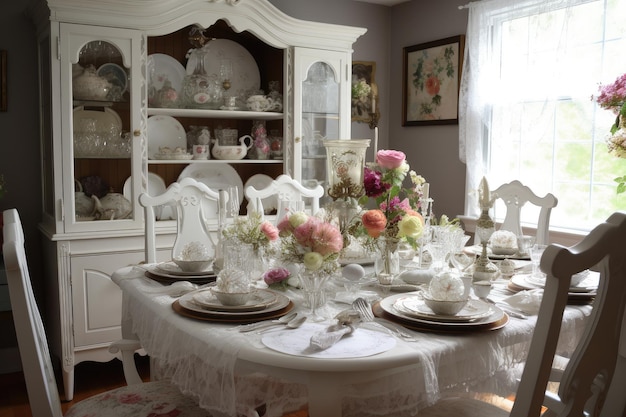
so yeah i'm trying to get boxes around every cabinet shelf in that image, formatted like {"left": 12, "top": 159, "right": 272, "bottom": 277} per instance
{"left": 147, "top": 159, "right": 283, "bottom": 165}
{"left": 148, "top": 107, "right": 284, "bottom": 120}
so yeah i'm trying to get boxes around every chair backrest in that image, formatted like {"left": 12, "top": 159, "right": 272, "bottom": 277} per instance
{"left": 3, "top": 208, "right": 25, "bottom": 244}
{"left": 493, "top": 180, "right": 558, "bottom": 245}
{"left": 245, "top": 174, "right": 324, "bottom": 217}
{"left": 3, "top": 210, "right": 64, "bottom": 417}
{"left": 139, "top": 177, "right": 220, "bottom": 263}
{"left": 510, "top": 211, "right": 626, "bottom": 417}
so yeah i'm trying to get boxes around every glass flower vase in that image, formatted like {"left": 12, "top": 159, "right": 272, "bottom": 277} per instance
{"left": 298, "top": 267, "right": 332, "bottom": 321}
{"left": 374, "top": 237, "right": 400, "bottom": 280}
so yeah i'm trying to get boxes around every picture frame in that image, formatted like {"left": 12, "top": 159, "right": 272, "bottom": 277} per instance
{"left": 351, "top": 61, "right": 378, "bottom": 123}
{"left": 1, "top": 50, "right": 6, "bottom": 112}
{"left": 402, "top": 35, "right": 464, "bottom": 126}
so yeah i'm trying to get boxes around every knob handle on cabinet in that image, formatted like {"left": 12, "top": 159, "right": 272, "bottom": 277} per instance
{"left": 133, "top": 130, "right": 141, "bottom": 137}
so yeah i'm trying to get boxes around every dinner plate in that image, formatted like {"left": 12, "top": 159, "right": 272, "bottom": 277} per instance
{"left": 510, "top": 274, "right": 598, "bottom": 300}
{"left": 178, "top": 290, "right": 290, "bottom": 318}
{"left": 396, "top": 296, "right": 493, "bottom": 322}
{"left": 191, "top": 288, "right": 277, "bottom": 312}
{"left": 261, "top": 322, "right": 396, "bottom": 359}
{"left": 464, "top": 245, "right": 530, "bottom": 260}
{"left": 155, "top": 261, "right": 213, "bottom": 277}
{"left": 244, "top": 174, "right": 276, "bottom": 213}
{"left": 173, "top": 299, "right": 294, "bottom": 324}
{"left": 97, "top": 63, "right": 128, "bottom": 94}
{"left": 147, "top": 115, "right": 187, "bottom": 159}
{"left": 377, "top": 293, "right": 507, "bottom": 332}
{"left": 148, "top": 53, "right": 186, "bottom": 95}
{"left": 186, "top": 39, "right": 261, "bottom": 95}
{"left": 73, "top": 106, "right": 122, "bottom": 134}
{"left": 178, "top": 163, "right": 243, "bottom": 219}
{"left": 123, "top": 172, "right": 168, "bottom": 219}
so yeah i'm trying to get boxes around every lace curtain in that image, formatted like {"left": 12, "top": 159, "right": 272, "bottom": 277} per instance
{"left": 459, "top": 0, "right": 589, "bottom": 218}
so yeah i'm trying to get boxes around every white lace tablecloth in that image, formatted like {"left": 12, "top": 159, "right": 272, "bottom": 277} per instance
{"left": 112, "top": 265, "right": 591, "bottom": 417}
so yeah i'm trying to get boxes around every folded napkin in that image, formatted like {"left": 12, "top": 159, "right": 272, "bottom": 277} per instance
{"left": 309, "top": 310, "right": 361, "bottom": 350}
{"left": 502, "top": 289, "right": 543, "bottom": 315}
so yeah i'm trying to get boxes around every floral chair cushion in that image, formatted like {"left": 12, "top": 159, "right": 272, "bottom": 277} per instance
{"left": 64, "top": 380, "right": 210, "bottom": 417}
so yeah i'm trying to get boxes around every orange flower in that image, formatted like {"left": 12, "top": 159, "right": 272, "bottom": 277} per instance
{"left": 361, "top": 209, "right": 387, "bottom": 238}
{"left": 425, "top": 76, "right": 441, "bottom": 96}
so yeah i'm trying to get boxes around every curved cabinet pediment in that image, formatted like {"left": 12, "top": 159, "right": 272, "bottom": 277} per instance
{"left": 45, "top": 0, "right": 366, "bottom": 50}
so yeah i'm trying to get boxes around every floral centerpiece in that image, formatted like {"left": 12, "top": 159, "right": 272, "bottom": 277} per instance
{"left": 221, "top": 211, "right": 279, "bottom": 252}
{"left": 350, "top": 150, "right": 427, "bottom": 276}
{"left": 277, "top": 211, "right": 344, "bottom": 275}
{"left": 277, "top": 211, "right": 343, "bottom": 318}
{"left": 594, "top": 73, "right": 626, "bottom": 193}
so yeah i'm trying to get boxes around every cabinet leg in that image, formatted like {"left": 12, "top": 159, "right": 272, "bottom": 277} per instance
{"left": 62, "top": 368, "right": 75, "bottom": 401}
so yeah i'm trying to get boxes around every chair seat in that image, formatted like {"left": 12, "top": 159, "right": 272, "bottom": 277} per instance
{"left": 65, "top": 379, "right": 210, "bottom": 417}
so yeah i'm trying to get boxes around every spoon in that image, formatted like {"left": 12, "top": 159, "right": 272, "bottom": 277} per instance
{"left": 238, "top": 312, "right": 299, "bottom": 332}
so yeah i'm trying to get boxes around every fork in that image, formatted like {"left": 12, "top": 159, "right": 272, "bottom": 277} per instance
{"left": 352, "top": 298, "right": 419, "bottom": 341}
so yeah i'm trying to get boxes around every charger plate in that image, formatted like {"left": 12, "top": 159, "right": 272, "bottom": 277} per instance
{"left": 178, "top": 289, "right": 290, "bottom": 318}
{"left": 172, "top": 299, "right": 294, "bottom": 324}
{"left": 375, "top": 293, "right": 508, "bottom": 333}
{"left": 191, "top": 288, "right": 277, "bottom": 312}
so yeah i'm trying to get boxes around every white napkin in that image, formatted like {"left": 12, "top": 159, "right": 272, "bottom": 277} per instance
{"left": 502, "top": 289, "right": 543, "bottom": 315}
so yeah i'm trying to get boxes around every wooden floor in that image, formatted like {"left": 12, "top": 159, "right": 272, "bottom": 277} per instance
{"left": 0, "top": 355, "right": 151, "bottom": 417}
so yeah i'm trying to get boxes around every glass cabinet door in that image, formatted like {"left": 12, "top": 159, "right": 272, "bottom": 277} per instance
{"left": 293, "top": 48, "right": 351, "bottom": 190}
{"left": 59, "top": 24, "right": 143, "bottom": 232}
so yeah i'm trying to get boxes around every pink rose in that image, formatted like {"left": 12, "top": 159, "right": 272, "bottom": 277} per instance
{"left": 260, "top": 221, "right": 279, "bottom": 241}
{"left": 293, "top": 216, "right": 321, "bottom": 246}
{"left": 376, "top": 150, "right": 406, "bottom": 169}
{"left": 263, "top": 268, "right": 291, "bottom": 285}
{"left": 312, "top": 222, "right": 343, "bottom": 256}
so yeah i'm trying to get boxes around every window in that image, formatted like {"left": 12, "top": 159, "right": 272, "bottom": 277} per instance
{"left": 461, "top": 0, "right": 626, "bottom": 233}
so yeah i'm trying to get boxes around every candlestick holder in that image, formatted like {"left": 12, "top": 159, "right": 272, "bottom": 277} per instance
{"left": 473, "top": 177, "right": 499, "bottom": 281}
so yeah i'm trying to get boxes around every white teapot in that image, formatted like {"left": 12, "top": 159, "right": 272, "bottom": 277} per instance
{"left": 73, "top": 65, "right": 112, "bottom": 101}
{"left": 92, "top": 191, "right": 132, "bottom": 220}
{"left": 211, "top": 135, "right": 252, "bottom": 160}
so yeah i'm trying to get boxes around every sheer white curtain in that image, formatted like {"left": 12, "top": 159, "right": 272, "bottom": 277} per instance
{"left": 459, "top": 0, "right": 593, "bottom": 219}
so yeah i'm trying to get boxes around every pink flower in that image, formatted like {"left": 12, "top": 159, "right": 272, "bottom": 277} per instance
{"left": 263, "top": 268, "right": 291, "bottom": 285}
{"left": 276, "top": 216, "right": 293, "bottom": 236}
{"left": 260, "top": 221, "right": 279, "bottom": 241}
{"left": 376, "top": 150, "right": 406, "bottom": 169}
{"left": 312, "top": 222, "right": 343, "bottom": 256}
{"left": 293, "top": 216, "right": 321, "bottom": 246}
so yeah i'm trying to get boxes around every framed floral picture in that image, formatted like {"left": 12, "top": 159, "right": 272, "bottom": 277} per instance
{"left": 352, "top": 61, "right": 378, "bottom": 123}
{"left": 402, "top": 35, "right": 464, "bottom": 126}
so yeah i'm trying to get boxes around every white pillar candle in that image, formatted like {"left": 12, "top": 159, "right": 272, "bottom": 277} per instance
{"left": 422, "top": 182, "right": 429, "bottom": 201}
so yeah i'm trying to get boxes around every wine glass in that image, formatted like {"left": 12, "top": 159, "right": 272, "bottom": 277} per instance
{"left": 530, "top": 243, "right": 548, "bottom": 278}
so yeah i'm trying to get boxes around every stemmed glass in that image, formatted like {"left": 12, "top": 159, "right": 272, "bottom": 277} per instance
{"left": 530, "top": 244, "right": 548, "bottom": 278}
{"left": 227, "top": 186, "right": 240, "bottom": 220}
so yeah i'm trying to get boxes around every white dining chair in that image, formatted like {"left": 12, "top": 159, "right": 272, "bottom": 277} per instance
{"left": 418, "top": 211, "right": 626, "bottom": 417}
{"left": 245, "top": 174, "right": 324, "bottom": 219}
{"left": 2, "top": 208, "right": 210, "bottom": 417}
{"left": 493, "top": 180, "right": 558, "bottom": 245}
{"left": 139, "top": 177, "right": 220, "bottom": 263}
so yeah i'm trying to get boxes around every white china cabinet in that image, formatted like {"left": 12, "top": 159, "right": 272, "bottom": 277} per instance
{"left": 30, "top": 0, "right": 365, "bottom": 400}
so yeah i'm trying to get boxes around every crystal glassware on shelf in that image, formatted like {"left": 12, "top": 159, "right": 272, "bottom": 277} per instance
{"left": 180, "top": 48, "right": 222, "bottom": 109}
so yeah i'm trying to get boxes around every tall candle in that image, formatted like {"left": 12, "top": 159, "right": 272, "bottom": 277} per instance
{"left": 422, "top": 182, "right": 429, "bottom": 201}
{"left": 373, "top": 126, "right": 378, "bottom": 158}
{"left": 370, "top": 82, "right": 378, "bottom": 112}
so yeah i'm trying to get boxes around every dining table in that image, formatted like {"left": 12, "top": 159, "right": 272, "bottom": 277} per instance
{"left": 112, "top": 259, "right": 593, "bottom": 417}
